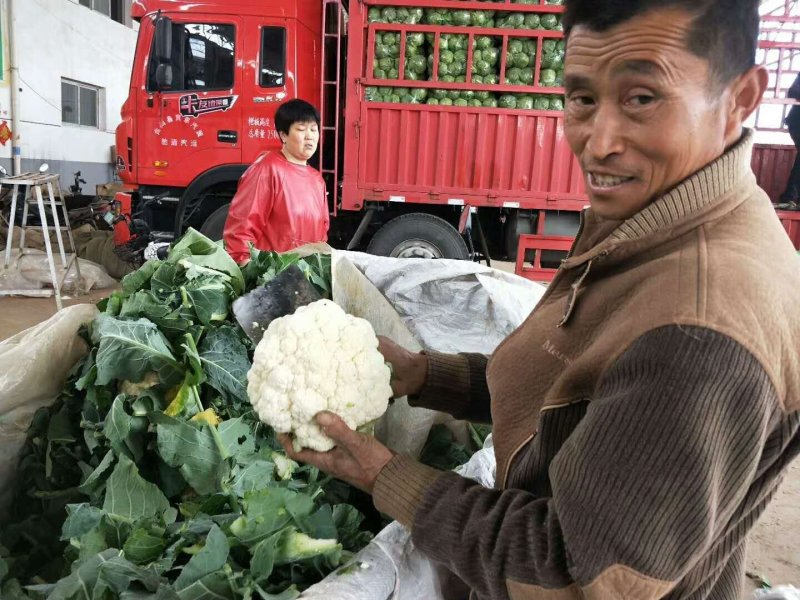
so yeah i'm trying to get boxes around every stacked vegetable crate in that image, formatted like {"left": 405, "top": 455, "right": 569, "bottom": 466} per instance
{"left": 364, "top": 0, "right": 565, "bottom": 111}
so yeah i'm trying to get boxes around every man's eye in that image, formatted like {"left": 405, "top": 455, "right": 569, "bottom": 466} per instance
{"left": 630, "top": 95, "right": 655, "bottom": 106}
{"left": 570, "top": 95, "right": 594, "bottom": 107}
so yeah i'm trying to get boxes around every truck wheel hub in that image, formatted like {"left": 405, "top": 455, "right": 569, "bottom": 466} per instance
{"left": 391, "top": 239, "right": 442, "bottom": 259}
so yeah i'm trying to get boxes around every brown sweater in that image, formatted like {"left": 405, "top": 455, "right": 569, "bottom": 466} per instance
{"left": 372, "top": 131, "right": 800, "bottom": 600}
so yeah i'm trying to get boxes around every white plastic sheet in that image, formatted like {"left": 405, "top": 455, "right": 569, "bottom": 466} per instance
{"left": 0, "top": 304, "right": 98, "bottom": 519}
{"left": 753, "top": 587, "right": 800, "bottom": 600}
{"left": 341, "top": 253, "right": 546, "bottom": 353}
{"left": 0, "top": 249, "right": 117, "bottom": 294}
{"left": 302, "top": 437, "right": 497, "bottom": 600}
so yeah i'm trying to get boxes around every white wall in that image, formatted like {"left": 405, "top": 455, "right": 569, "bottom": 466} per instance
{"left": 0, "top": 0, "right": 138, "bottom": 189}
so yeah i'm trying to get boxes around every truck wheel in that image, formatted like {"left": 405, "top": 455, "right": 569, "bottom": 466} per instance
{"left": 199, "top": 204, "right": 230, "bottom": 241}
{"left": 367, "top": 213, "right": 469, "bottom": 260}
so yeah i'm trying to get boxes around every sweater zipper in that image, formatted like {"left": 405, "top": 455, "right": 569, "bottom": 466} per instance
{"left": 500, "top": 433, "right": 535, "bottom": 489}
{"left": 499, "top": 399, "right": 591, "bottom": 489}
{"left": 499, "top": 213, "right": 589, "bottom": 487}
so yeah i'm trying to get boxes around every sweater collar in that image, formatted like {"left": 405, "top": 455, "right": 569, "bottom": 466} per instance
{"left": 563, "top": 129, "right": 756, "bottom": 270}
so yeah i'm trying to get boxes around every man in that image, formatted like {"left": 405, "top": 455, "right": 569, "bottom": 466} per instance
{"left": 282, "top": 1, "right": 800, "bottom": 598}
{"left": 223, "top": 99, "right": 328, "bottom": 263}
{"left": 779, "top": 72, "right": 800, "bottom": 207}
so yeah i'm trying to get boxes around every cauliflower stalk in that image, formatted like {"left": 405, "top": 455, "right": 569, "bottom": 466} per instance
{"left": 247, "top": 299, "right": 392, "bottom": 452}
{"left": 275, "top": 529, "right": 341, "bottom": 565}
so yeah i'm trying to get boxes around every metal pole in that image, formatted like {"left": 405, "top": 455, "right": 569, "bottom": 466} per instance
{"left": 8, "top": 0, "right": 22, "bottom": 174}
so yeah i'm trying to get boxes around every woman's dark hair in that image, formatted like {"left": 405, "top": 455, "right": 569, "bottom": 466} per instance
{"left": 563, "top": 0, "right": 760, "bottom": 86}
{"left": 275, "top": 99, "right": 320, "bottom": 135}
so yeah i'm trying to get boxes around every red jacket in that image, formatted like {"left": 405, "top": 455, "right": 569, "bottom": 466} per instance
{"left": 223, "top": 151, "right": 329, "bottom": 263}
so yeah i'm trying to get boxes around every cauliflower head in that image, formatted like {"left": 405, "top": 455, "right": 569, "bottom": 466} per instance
{"left": 247, "top": 299, "right": 392, "bottom": 452}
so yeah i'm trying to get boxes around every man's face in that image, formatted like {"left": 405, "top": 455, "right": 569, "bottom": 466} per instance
{"left": 564, "top": 9, "right": 732, "bottom": 220}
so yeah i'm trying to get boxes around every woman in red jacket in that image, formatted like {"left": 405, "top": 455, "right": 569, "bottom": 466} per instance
{"left": 224, "top": 99, "right": 329, "bottom": 263}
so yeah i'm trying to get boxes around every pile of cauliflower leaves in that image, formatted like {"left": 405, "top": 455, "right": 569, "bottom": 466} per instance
{"left": 0, "top": 230, "right": 384, "bottom": 600}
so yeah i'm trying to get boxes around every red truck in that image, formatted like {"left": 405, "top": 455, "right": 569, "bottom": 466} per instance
{"left": 116, "top": 0, "right": 799, "bottom": 281}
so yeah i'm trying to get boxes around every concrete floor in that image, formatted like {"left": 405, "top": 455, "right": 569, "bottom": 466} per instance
{"left": 0, "top": 288, "right": 112, "bottom": 340}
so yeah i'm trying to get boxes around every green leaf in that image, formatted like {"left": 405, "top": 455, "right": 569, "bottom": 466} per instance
{"left": 150, "top": 262, "right": 182, "bottom": 296}
{"left": 182, "top": 277, "right": 231, "bottom": 326}
{"left": 75, "top": 350, "right": 98, "bottom": 391}
{"left": 122, "top": 260, "right": 161, "bottom": 296}
{"left": 151, "top": 306, "right": 196, "bottom": 341}
{"left": 79, "top": 450, "right": 116, "bottom": 498}
{"left": 230, "top": 459, "right": 275, "bottom": 497}
{"left": 92, "top": 314, "right": 184, "bottom": 387}
{"left": 219, "top": 418, "right": 255, "bottom": 458}
{"left": 241, "top": 249, "right": 294, "bottom": 289}
{"left": 297, "top": 254, "right": 332, "bottom": 298}
{"left": 3, "top": 578, "right": 35, "bottom": 600}
{"left": 252, "top": 587, "right": 299, "bottom": 600}
{"left": 163, "top": 379, "right": 193, "bottom": 418}
{"left": 157, "top": 459, "right": 188, "bottom": 499}
{"left": 174, "top": 525, "right": 229, "bottom": 591}
{"left": 48, "top": 406, "right": 77, "bottom": 444}
{"left": 420, "top": 424, "right": 471, "bottom": 471}
{"left": 103, "top": 454, "right": 171, "bottom": 522}
{"left": 229, "top": 489, "right": 299, "bottom": 548}
{"left": 78, "top": 525, "right": 109, "bottom": 562}
{"left": 167, "top": 228, "right": 244, "bottom": 295}
{"left": 468, "top": 423, "right": 492, "bottom": 450}
{"left": 40, "top": 548, "right": 117, "bottom": 600}
{"left": 94, "top": 553, "right": 163, "bottom": 596}
{"left": 250, "top": 531, "right": 282, "bottom": 583}
{"left": 121, "top": 588, "right": 180, "bottom": 600}
{"left": 120, "top": 290, "right": 176, "bottom": 322}
{"left": 121, "top": 588, "right": 181, "bottom": 600}
{"left": 176, "top": 572, "right": 235, "bottom": 600}
{"left": 104, "top": 395, "right": 143, "bottom": 462}
{"left": 101, "top": 513, "right": 134, "bottom": 549}
{"left": 155, "top": 415, "right": 226, "bottom": 496}
{"left": 198, "top": 327, "right": 251, "bottom": 403}
{"left": 299, "top": 505, "right": 337, "bottom": 541}
{"left": 181, "top": 334, "right": 205, "bottom": 388}
{"left": 61, "top": 504, "right": 104, "bottom": 541}
{"left": 99, "top": 291, "right": 124, "bottom": 316}
{"left": 332, "top": 505, "right": 372, "bottom": 551}
{"left": 123, "top": 527, "right": 167, "bottom": 566}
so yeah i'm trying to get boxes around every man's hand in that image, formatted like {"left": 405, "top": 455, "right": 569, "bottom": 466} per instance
{"left": 377, "top": 336, "right": 428, "bottom": 398}
{"left": 279, "top": 412, "right": 394, "bottom": 495}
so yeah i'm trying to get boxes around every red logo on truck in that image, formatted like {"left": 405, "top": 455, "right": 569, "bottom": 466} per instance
{"left": 179, "top": 94, "right": 238, "bottom": 118}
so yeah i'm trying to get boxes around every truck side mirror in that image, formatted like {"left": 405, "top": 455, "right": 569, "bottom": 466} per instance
{"left": 155, "top": 64, "right": 173, "bottom": 90}
{"left": 154, "top": 16, "right": 173, "bottom": 63}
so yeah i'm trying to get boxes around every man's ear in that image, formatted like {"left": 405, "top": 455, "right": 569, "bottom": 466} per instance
{"left": 725, "top": 65, "right": 768, "bottom": 143}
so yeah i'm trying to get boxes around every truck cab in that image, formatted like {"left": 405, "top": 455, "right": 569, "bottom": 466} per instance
{"left": 116, "top": 0, "right": 322, "bottom": 241}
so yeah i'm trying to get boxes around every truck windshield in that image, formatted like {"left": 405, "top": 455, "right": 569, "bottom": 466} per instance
{"left": 147, "top": 22, "right": 235, "bottom": 92}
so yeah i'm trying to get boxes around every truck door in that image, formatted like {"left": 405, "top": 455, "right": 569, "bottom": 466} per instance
{"left": 240, "top": 18, "right": 295, "bottom": 162}
{"left": 138, "top": 16, "right": 244, "bottom": 185}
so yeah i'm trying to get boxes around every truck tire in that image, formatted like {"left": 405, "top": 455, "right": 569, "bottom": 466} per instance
{"left": 199, "top": 204, "right": 230, "bottom": 241}
{"left": 367, "top": 213, "right": 469, "bottom": 260}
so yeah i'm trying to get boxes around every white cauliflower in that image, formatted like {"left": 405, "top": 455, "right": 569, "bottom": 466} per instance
{"left": 247, "top": 299, "right": 392, "bottom": 452}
